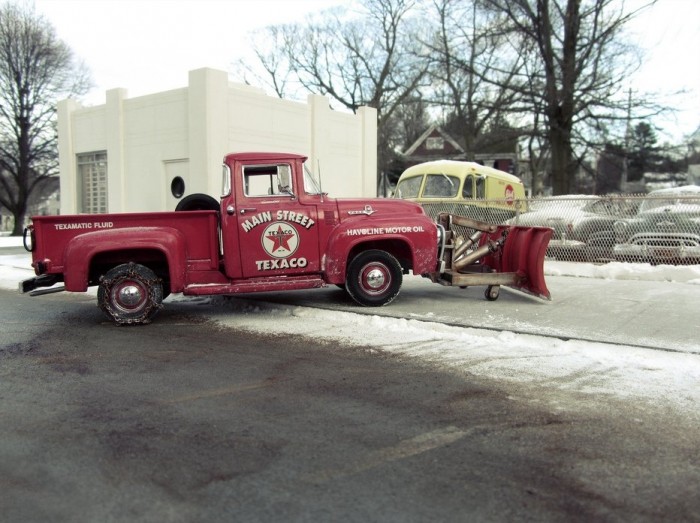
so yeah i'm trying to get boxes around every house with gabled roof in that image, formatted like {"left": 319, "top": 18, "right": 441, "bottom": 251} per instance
{"left": 399, "top": 124, "right": 519, "bottom": 176}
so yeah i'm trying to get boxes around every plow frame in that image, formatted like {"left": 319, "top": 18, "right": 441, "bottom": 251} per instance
{"left": 428, "top": 213, "right": 553, "bottom": 301}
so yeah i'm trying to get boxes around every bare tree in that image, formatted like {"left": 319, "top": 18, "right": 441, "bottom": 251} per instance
{"left": 423, "top": 0, "right": 530, "bottom": 160}
{"left": 486, "top": 0, "right": 653, "bottom": 195}
{"left": 238, "top": 0, "right": 430, "bottom": 188}
{"left": 0, "top": 2, "right": 90, "bottom": 235}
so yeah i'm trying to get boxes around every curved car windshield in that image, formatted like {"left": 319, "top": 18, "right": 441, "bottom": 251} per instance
{"left": 639, "top": 198, "right": 700, "bottom": 213}
{"left": 395, "top": 176, "right": 422, "bottom": 199}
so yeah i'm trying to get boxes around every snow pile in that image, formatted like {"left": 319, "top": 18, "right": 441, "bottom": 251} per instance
{"left": 544, "top": 259, "right": 700, "bottom": 284}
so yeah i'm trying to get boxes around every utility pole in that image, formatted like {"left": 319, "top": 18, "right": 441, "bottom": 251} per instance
{"left": 621, "top": 88, "right": 632, "bottom": 191}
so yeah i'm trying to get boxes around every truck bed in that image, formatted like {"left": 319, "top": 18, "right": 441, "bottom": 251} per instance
{"left": 29, "top": 210, "right": 220, "bottom": 278}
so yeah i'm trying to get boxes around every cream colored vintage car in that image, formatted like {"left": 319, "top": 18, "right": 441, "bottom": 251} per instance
{"left": 394, "top": 160, "right": 527, "bottom": 223}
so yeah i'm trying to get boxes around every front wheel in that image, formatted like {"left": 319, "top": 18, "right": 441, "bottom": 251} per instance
{"left": 97, "top": 263, "right": 164, "bottom": 325}
{"left": 345, "top": 250, "right": 402, "bottom": 307}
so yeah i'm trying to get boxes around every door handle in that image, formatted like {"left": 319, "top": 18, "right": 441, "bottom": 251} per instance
{"left": 239, "top": 207, "right": 257, "bottom": 215}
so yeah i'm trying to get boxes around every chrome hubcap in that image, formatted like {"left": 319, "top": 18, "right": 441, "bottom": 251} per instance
{"left": 365, "top": 268, "right": 386, "bottom": 289}
{"left": 118, "top": 285, "right": 143, "bottom": 307}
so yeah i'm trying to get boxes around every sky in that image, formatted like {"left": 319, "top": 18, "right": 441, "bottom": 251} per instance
{"left": 32, "top": 0, "right": 346, "bottom": 103}
{"left": 2, "top": 233, "right": 700, "bottom": 419}
{"left": 28, "top": 0, "right": 700, "bottom": 144}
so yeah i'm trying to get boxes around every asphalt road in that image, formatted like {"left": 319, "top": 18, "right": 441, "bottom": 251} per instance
{"left": 2, "top": 288, "right": 699, "bottom": 522}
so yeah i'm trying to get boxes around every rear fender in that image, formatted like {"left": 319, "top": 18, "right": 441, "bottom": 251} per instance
{"left": 63, "top": 227, "right": 187, "bottom": 292}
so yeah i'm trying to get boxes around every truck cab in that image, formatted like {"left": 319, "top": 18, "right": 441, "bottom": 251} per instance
{"left": 219, "top": 153, "right": 335, "bottom": 280}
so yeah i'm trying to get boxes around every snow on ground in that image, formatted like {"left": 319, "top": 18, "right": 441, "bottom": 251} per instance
{"left": 2, "top": 234, "right": 700, "bottom": 416}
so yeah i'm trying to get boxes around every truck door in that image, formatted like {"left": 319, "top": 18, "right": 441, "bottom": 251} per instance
{"left": 234, "top": 162, "right": 321, "bottom": 278}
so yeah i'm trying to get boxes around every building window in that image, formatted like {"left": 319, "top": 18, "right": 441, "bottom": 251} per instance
{"left": 425, "top": 137, "right": 444, "bottom": 150}
{"left": 77, "top": 152, "right": 108, "bottom": 213}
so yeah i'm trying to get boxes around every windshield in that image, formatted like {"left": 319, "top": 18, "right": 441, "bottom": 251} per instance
{"left": 303, "top": 162, "right": 323, "bottom": 195}
{"left": 639, "top": 196, "right": 700, "bottom": 213}
{"left": 395, "top": 176, "right": 422, "bottom": 199}
{"left": 422, "top": 174, "right": 460, "bottom": 198}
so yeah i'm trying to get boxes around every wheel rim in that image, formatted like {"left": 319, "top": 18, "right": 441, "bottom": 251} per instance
{"left": 358, "top": 262, "right": 391, "bottom": 296}
{"left": 110, "top": 278, "right": 148, "bottom": 314}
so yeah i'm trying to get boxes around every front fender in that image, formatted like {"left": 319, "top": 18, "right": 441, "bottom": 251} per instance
{"left": 323, "top": 216, "right": 438, "bottom": 284}
{"left": 63, "top": 227, "right": 187, "bottom": 291}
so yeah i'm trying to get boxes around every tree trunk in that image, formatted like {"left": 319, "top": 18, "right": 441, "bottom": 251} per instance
{"left": 11, "top": 210, "right": 25, "bottom": 236}
{"left": 549, "top": 123, "right": 574, "bottom": 195}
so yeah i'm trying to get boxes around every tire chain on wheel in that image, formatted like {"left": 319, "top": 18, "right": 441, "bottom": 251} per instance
{"left": 98, "top": 262, "right": 164, "bottom": 325}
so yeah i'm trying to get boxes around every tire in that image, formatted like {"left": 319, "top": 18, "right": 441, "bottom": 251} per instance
{"left": 97, "top": 263, "right": 164, "bottom": 325}
{"left": 175, "top": 193, "right": 219, "bottom": 211}
{"left": 345, "top": 249, "right": 402, "bottom": 307}
{"left": 484, "top": 285, "right": 500, "bottom": 301}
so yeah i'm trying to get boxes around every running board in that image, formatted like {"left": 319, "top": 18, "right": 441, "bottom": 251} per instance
{"left": 184, "top": 276, "right": 326, "bottom": 296}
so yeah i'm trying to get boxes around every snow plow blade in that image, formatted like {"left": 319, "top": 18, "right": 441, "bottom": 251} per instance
{"left": 432, "top": 214, "right": 552, "bottom": 300}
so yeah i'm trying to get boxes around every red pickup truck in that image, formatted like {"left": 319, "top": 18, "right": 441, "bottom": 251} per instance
{"left": 21, "top": 152, "right": 552, "bottom": 325}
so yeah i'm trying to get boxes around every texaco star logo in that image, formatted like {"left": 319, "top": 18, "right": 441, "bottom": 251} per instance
{"left": 261, "top": 221, "right": 299, "bottom": 258}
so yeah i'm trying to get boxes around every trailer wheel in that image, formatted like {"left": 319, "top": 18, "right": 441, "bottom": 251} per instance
{"left": 175, "top": 193, "right": 219, "bottom": 211}
{"left": 485, "top": 285, "right": 500, "bottom": 301}
{"left": 346, "top": 249, "right": 402, "bottom": 307}
{"left": 98, "top": 263, "right": 164, "bottom": 325}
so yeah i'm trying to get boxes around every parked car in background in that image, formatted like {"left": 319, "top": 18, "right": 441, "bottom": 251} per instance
{"left": 512, "top": 196, "right": 639, "bottom": 262}
{"left": 613, "top": 185, "right": 700, "bottom": 265}
{"left": 394, "top": 160, "right": 527, "bottom": 223}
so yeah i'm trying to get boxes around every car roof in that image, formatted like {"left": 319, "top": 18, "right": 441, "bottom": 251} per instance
{"left": 647, "top": 185, "right": 700, "bottom": 196}
{"left": 400, "top": 160, "right": 523, "bottom": 184}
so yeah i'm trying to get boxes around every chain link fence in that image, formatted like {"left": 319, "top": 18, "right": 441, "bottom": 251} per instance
{"left": 417, "top": 190, "right": 700, "bottom": 265}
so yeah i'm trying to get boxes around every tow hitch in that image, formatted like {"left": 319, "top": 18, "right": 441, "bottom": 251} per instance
{"left": 430, "top": 213, "right": 552, "bottom": 301}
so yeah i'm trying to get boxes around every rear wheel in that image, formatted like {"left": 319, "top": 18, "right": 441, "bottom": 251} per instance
{"left": 345, "top": 250, "right": 402, "bottom": 307}
{"left": 97, "top": 263, "right": 164, "bottom": 325}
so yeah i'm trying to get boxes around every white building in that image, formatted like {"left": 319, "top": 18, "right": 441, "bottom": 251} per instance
{"left": 57, "top": 67, "right": 378, "bottom": 215}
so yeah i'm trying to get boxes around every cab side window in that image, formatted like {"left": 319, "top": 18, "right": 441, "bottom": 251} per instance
{"left": 462, "top": 175, "right": 474, "bottom": 199}
{"left": 243, "top": 164, "right": 293, "bottom": 197}
{"left": 475, "top": 176, "right": 485, "bottom": 199}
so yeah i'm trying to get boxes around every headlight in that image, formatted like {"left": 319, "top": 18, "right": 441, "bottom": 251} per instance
{"left": 613, "top": 221, "right": 627, "bottom": 234}
{"left": 613, "top": 220, "right": 629, "bottom": 242}
{"left": 436, "top": 223, "right": 445, "bottom": 245}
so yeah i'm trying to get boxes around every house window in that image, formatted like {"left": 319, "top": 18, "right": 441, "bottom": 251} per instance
{"left": 425, "top": 137, "right": 444, "bottom": 150}
{"left": 77, "top": 152, "right": 108, "bottom": 214}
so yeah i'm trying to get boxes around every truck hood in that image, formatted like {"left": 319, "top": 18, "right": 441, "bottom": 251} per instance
{"left": 335, "top": 198, "right": 427, "bottom": 221}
